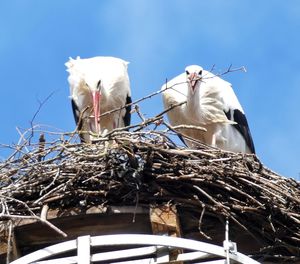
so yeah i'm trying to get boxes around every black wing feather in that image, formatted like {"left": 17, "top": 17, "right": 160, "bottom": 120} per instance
{"left": 71, "top": 99, "right": 85, "bottom": 143}
{"left": 123, "top": 95, "right": 132, "bottom": 128}
{"left": 71, "top": 99, "right": 80, "bottom": 125}
{"left": 178, "top": 134, "right": 188, "bottom": 147}
{"left": 225, "top": 109, "right": 255, "bottom": 154}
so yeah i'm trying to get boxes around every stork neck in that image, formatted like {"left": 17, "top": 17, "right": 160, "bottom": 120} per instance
{"left": 187, "top": 84, "right": 202, "bottom": 115}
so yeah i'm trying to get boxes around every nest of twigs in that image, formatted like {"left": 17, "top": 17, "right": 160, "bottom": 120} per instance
{"left": 1, "top": 118, "right": 300, "bottom": 262}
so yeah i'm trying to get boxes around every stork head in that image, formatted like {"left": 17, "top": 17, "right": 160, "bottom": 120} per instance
{"left": 185, "top": 65, "right": 203, "bottom": 94}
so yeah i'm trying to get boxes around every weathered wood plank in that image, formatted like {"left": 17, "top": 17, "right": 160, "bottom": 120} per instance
{"left": 149, "top": 204, "right": 182, "bottom": 237}
{"left": 14, "top": 213, "right": 151, "bottom": 250}
{"left": 149, "top": 204, "right": 182, "bottom": 263}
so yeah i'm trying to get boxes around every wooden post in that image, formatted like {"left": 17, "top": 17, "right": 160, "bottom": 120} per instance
{"left": 149, "top": 204, "right": 183, "bottom": 262}
{"left": 8, "top": 231, "right": 21, "bottom": 262}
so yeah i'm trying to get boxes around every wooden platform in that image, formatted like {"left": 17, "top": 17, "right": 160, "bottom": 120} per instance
{"left": 1, "top": 204, "right": 262, "bottom": 263}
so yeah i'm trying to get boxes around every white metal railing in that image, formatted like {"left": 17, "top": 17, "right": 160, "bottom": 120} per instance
{"left": 10, "top": 234, "right": 260, "bottom": 264}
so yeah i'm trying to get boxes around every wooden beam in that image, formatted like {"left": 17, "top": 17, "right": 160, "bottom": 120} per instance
{"left": 14, "top": 213, "right": 152, "bottom": 250}
{"left": 10, "top": 231, "right": 21, "bottom": 262}
{"left": 149, "top": 204, "right": 183, "bottom": 262}
{"left": 149, "top": 204, "right": 182, "bottom": 237}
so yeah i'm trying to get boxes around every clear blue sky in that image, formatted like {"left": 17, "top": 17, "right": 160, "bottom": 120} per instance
{"left": 0, "top": 1, "right": 299, "bottom": 179}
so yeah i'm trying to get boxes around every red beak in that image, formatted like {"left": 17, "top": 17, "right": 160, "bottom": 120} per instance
{"left": 188, "top": 72, "right": 199, "bottom": 92}
{"left": 92, "top": 91, "right": 101, "bottom": 134}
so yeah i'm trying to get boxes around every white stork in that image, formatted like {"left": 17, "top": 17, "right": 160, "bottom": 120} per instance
{"left": 161, "top": 65, "right": 255, "bottom": 153}
{"left": 66, "top": 56, "right": 132, "bottom": 143}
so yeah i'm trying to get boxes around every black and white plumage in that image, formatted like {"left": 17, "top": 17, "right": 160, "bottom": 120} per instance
{"left": 162, "top": 65, "right": 255, "bottom": 153}
{"left": 66, "top": 56, "right": 132, "bottom": 143}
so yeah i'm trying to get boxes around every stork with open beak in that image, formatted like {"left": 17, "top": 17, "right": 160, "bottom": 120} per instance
{"left": 161, "top": 65, "right": 255, "bottom": 154}
{"left": 66, "top": 56, "right": 132, "bottom": 143}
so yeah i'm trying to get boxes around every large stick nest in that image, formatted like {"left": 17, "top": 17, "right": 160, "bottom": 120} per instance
{"left": 1, "top": 122, "right": 300, "bottom": 262}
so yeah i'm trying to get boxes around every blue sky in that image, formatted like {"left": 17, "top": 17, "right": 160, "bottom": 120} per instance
{"left": 0, "top": 1, "right": 299, "bottom": 179}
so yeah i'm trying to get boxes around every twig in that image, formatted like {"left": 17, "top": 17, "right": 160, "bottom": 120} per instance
{"left": 28, "top": 91, "right": 56, "bottom": 144}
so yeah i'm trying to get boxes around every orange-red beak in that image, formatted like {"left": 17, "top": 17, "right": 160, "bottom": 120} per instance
{"left": 188, "top": 72, "right": 199, "bottom": 92}
{"left": 92, "top": 91, "right": 101, "bottom": 134}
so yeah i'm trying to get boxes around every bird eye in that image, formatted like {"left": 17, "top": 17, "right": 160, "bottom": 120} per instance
{"left": 185, "top": 70, "right": 190, "bottom": 75}
{"left": 199, "top": 70, "right": 202, "bottom": 75}
{"left": 97, "top": 80, "right": 101, "bottom": 90}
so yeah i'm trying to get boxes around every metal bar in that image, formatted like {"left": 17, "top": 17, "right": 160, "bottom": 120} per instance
{"left": 90, "top": 234, "right": 260, "bottom": 264}
{"left": 176, "top": 251, "right": 213, "bottom": 261}
{"left": 91, "top": 246, "right": 157, "bottom": 261}
{"left": 193, "top": 260, "right": 226, "bottom": 264}
{"left": 33, "top": 257, "right": 77, "bottom": 264}
{"left": 225, "top": 219, "right": 230, "bottom": 264}
{"left": 77, "top": 235, "right": 90, "bottom": 264}
{"left": 108, "top": 259, "right": 156, "bottom": 264}
{"left": 11, "top": 234, "right": 260, "bottom": 264}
